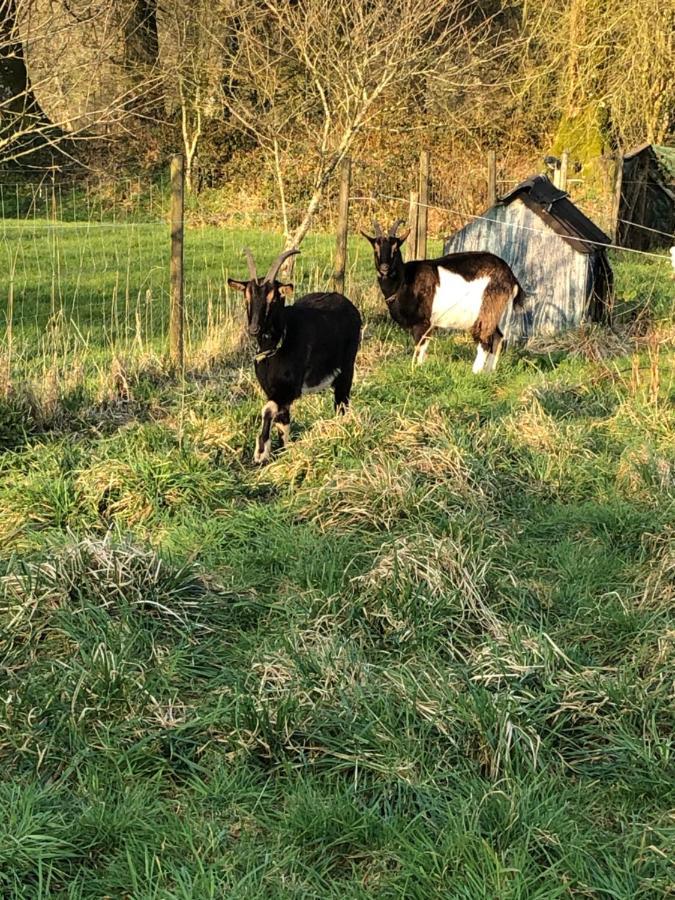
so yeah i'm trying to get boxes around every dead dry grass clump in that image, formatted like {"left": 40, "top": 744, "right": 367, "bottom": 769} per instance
{"left": 356, "top": 331, "right": 407, "bottom": 374}
{"left": 616, "top": 447, "right": 673, "bottom": 502}
{"left": 183, "top": 411, "right": 246, "bottom": 458}
{"left": 250, "top": 629, "right": 367, "bottom": 713}
{"left": 287, "top": 448, "right": 479, "bottom": 534}
{"left": 636, "top": 529, "right": 674, "bottom": 612}
{"left": 524, "top": 320, "right": 675, "bottom": 365}
{"left": 525, "top": 323, "right": 633, "bottom": 362}
{"left": 255, "top": 407, "right": 383, "bottom": 491}
{"left": 75, "top": 458, "right": 158, "bottom": 525}
{"left": 380, "top": 408, "right": 481, "bottom": 486}
{"left": 349, "top": 532, "right": 507, "bottom": 643}
{"left": 1, "top": 532, "right": 221, "bottom": 637}
{"left": 188, "top": 319, "right": 250, "bottom": 373}
{"left": 74, "top": 447, "right": 226, "bottom": 527}
{"left": 316, "top": 456, "right": 482, "bottom": 533}
{"left": 503, "top": 398, "right": 561, "bottom": 454}
{"left": 301, "top": 455, "right": 418, "bottom": 532}
{"left": 222, "top": 625, "right": 375, "bottom": 765}
{"left": 273, "top": 404, "right": 488, "bottom": 530}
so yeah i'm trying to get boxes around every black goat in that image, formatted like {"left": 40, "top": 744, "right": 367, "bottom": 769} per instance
{"left": 361, "top": 219, "right": 524, "bottom": 372}
{"left": 228, "top": 248, "right": 362, "bottom": 463}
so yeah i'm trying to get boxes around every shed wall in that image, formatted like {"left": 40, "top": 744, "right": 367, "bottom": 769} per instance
{"left": 443, "top": 199, "right": 592, "bottom": 339}
{"left": 618, "top": 149, "right": 675, "bottom": 251}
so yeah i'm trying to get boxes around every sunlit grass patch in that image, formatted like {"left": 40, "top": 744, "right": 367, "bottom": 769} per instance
{"left": 0, "top": 235, "right": 673, "bottom": 896}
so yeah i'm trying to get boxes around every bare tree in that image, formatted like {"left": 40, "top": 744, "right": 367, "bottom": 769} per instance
{"left": 512, "top": 0, "right": 674, "bottom": 156}
{"left": 157, "top": 0, "right": 230, "bottom": 193}
{"left": 220, "top": 0, "right": 499, "bottom": 250}
{"left": 0, "top": 0, "right": 163, "bottom": 167}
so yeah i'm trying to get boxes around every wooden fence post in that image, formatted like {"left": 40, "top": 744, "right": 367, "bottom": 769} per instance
{"left": 169, "top": 154, "right": 185, "bottom": 370}
{"left": 417, "top": 150, "right": 430, "bottom": 259}
{"left": 333, "top": 156, "right": 351, "bottom": 293}
{"left": 487, "top": 149, "right": 497, "bottom": 207}
{"left": 610, "top": 151, "right": 624, "bottom": 242}
{"left": 407, "top": 190, "right": 419, "bottom": 261}
{"left": 559, "top": 149, "right": 569, "bottom": 192}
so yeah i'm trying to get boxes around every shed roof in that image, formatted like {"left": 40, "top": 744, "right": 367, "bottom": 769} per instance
{"left": 625, "top": 143, "right": 675, "bottom": 180}
{"left": 653, "top": 146, "right": 675, "bottom": 184}
{"left": 498, "top": 175, "right": 610, "bottom": 254}
{"left": 623, "top": 143, "right": 675, "bottom": 198}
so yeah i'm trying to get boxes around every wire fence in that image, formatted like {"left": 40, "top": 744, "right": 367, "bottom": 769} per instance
{"left": 0, "top": 154, "right": 672, "bottom": 391}
{"left": 0, "top": 172, "right": 369, "bottom": 388}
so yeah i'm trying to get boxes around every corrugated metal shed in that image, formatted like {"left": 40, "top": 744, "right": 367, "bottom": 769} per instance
{"left": 617, "top": 144, "right": 675, "bottom": 251}
{"left": 443, "top": 175, "right": 612, "bottom": 340}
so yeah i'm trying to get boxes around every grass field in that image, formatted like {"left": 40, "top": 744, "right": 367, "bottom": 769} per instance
{"left": 0, "top": 223, "right": 674, "bottom": 898}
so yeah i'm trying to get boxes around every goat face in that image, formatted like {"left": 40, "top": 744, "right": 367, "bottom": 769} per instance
{"left": 360, "top": 221, "right": 410, "bottom": 279}
{"left": 228, "top": 246, "right": 300, "bottom": 342}
{"left": 227, "top": 277, "right": 293, "bottom": 340}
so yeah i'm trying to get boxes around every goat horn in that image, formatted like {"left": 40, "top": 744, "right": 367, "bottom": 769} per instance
{"left": 389, "top": 218, "right": 406, "bottom": 237}
{"left": 372, "top": 219, "right": 383, "bottom": 237}
{"left": 242, "top": 247, "right": 258, "bottom": 281}
{"left": 265, "top": 247, "right": 300, "bottom": 283}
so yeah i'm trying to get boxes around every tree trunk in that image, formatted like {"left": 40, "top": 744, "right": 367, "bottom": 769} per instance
{"left": 273, "top": 137, "right": 289, "bottom": 239}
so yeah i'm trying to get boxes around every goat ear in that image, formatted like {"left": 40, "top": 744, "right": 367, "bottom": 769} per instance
{"left": 278, "top": 283, "right": 294, "bottom": 298}
{"left": 396, "top": 228, "right": 411, "bottom": 245}
{"left": 228, "top": 278, "right": 247, "bottom": 293}
{"left": 359, "top": 229, "right": 376, "bottom": 245}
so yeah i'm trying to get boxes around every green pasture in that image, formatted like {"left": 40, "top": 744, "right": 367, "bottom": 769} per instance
{"left": 0, "top": 223, "right": 673, "bottom": 898}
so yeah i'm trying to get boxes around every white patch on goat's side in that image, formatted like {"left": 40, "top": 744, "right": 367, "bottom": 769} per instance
{"left": 302, "top": 368, "right": 340, "bottom": 395}
{"left": 431, "top": 270, "right": 490, "bottom": 331}
{"left": 472, "top": 345, "right": 488, "bottom": 374}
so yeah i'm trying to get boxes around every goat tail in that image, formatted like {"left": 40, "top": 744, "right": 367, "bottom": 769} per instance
{"left": 512, "top": 278, "right": 526, "bottom": 309}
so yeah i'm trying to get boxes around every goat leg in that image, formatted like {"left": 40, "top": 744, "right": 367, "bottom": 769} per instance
{"left": 274, "top": 406, "right": 291, "bottom": 447}
{"left": 412, "top": 323, "right": 431, "bottom": 366}
{"left": 254, "top": 400, "right": 278, "bottom": 463}
{"left": 483, "top": 330, "right": 504, "bottom": 373}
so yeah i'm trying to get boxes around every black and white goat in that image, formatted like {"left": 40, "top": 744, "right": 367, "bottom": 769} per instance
{"left": 228, "top": 248, "right": 361, "bottom": 464}
{"left": 361, "top": 219, "right": 524, "bottom": 372}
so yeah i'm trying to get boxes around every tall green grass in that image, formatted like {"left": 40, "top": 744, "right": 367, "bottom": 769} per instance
{"left": 1, "top": 219, "right": 428, "bottom": 379}
{"left": 0, "top": 224, "right": 673, "bottom": 897}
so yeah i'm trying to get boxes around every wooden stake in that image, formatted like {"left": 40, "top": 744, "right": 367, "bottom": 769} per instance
{"left": 559, "top": 149, "right": 570, "bottom": 192}
{"left": 417, "top": 150, "right": 430, "bottom": 260}
{"left": 610, "top": 151, "right": 624, "bottom": 242}
{"left": 407, "top": 190, "right": 419, "bottom": 261}
{"left": 487, "top": 149, "right": 497, "bottom": 207}
{"left": 169, "top": 154, "right": 185, "bottom": 370}
{"left": 333, "top": 157, "right": 351, "bottom": 293}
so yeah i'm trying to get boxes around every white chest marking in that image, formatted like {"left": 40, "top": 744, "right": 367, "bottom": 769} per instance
{"left": 430, "top": 270, "right": 490, "bottom": 330}
{"left": 302, "top": 369, "right": 340, "bottom": 395}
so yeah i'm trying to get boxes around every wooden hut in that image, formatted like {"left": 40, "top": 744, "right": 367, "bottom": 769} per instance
{"left": 443, "top": 175, "right": 612, "bottom": 340}
{"left": 615, "top": 144, "right": 675, "bottom": 251}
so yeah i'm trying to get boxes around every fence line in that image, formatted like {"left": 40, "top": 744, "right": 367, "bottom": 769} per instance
{"left": 1, "top": 152, "right": 671, "bottom": 389}
{"left": 349, "top": 193, "right": 672, "bottom": 261}
{"left": 618, "top": 219, "right": 675, "bottom": 240}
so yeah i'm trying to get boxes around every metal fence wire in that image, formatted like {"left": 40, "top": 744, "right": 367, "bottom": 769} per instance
{"left": 0, "top": 153, "right": 668, "bottom": 386}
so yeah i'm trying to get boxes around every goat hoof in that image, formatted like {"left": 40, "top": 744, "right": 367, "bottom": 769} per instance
{"left": 253, "top": 448, "right": 271, "bottom": 465}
